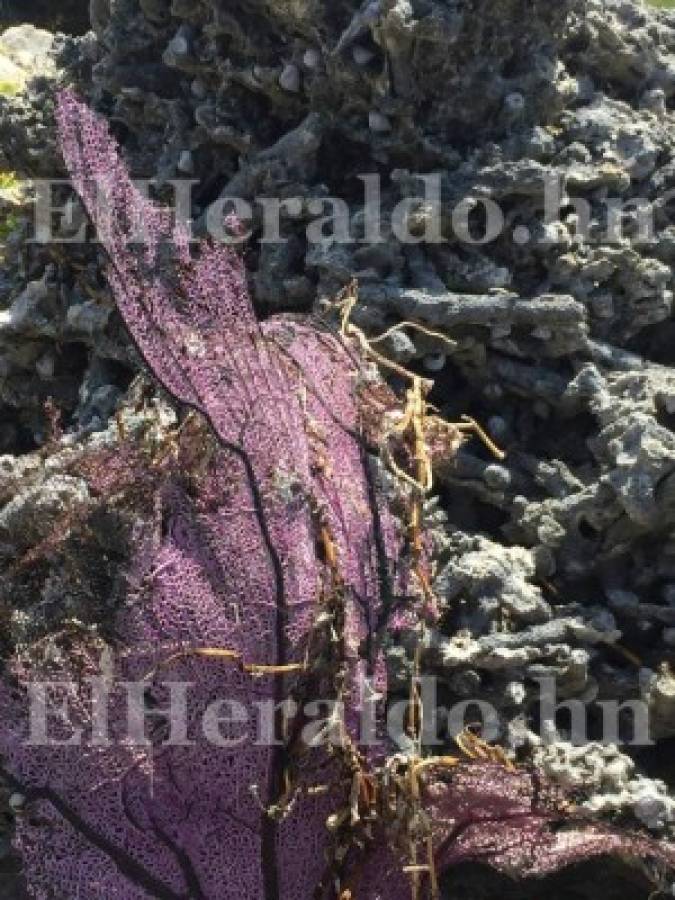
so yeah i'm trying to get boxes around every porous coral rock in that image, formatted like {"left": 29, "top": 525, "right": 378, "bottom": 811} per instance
{"left": 3, "top": 1, "right": 675, "bottom": 897}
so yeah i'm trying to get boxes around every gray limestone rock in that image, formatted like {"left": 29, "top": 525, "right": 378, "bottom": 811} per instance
{"left": 6, "top": 0, "right": 675, "bottom": 862}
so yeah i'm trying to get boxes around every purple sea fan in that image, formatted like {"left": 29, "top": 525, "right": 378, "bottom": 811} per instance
{"left": 0, "top": 90, "right": 674, "bottom": 900}
{"left": 0, "top": 89, "right": 404, "bottom": 900}
{"left": 347, "top": 763, "right": 675, "bottom": 898}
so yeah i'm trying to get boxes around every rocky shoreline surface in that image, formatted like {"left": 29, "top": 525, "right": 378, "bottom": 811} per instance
{"left": 3, "top": 2, "right": 675, "bottom": 897}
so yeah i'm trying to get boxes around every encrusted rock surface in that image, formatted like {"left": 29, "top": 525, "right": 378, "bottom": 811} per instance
{"left": 4, "top": 1, "right": 675, "bottom": 897}
{"left": 0, "top": 2, "right": 90, "bottom": 35}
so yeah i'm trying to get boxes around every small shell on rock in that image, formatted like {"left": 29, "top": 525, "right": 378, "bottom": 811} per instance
{"left": 353, "top": 45, "right": 375, "bottom": 65}
{"left": 484, "top": 465, "right": 512, "bottom": 490}
{"left": 505, "top": 681, "right": 526, "bottom": 705}
{"left": 35, "top": 352, "right": 55, "bottom": 379}
{"left": 487, "top": 415, "right": 509, "bottom": 440}
{"left": 641, "top": 88, "right": 666, "bottom": 115}
{"left": 167, "top": 32, "right": 189, "bottom": 57}
{"left": 368, "top": 110, "right": 391, "bottom": 133}
{"left": 423, "top": 352, "right": 446, "bottom": 373}
{"left": 664, "top": 628, "right": 675, "bottom": 648}
{"left": 190, "top": 79, "right": 207, "bottom": 99}
{"left": 279, "top": 63, "right": 301, "bottom": 93}
{"left": 302, "top": 48, "right": 321, "bottom": 69}
{"left": 8, "top": 793, "right": 25, "bottom": 811}
{"left": 504, "top": 92, "right": 525, "bottom": 114}
{"left": 177, "top": 150, "right": 194, "bottom": 174}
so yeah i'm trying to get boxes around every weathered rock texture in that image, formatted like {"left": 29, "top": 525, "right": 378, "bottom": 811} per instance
{"left": 0, "top": 1, "right": 90, "bottom": 35}
{"left": 3, "top": 1, "right": 675, "bottom": 898}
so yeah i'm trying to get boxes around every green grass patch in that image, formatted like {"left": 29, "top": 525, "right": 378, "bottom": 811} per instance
{"left": 0, "top": 172, "right": 19, "bottom": 191}
{"left": 0, "top": 211, "right": 19, "bottom": 241}
{"left": 0, "top": 80, "right": 20, "bottom": 96}
{"left": 649, "top": 0, "right": 675, "bottom": 7}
